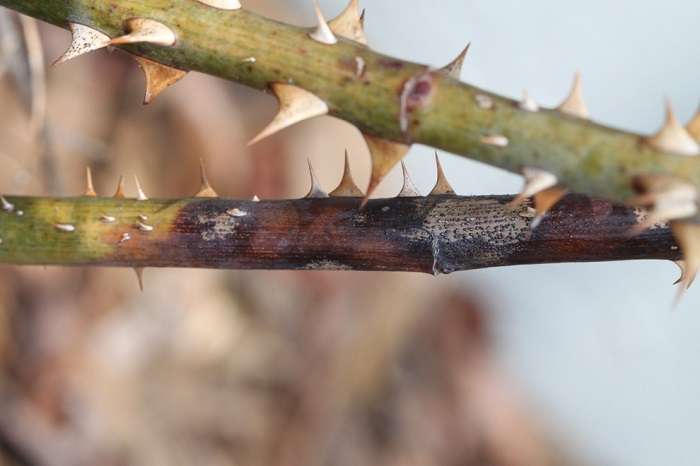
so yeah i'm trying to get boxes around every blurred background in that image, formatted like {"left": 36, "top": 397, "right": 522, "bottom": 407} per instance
{"left": 1, "top": 0, "right": 699, "bottom": 465}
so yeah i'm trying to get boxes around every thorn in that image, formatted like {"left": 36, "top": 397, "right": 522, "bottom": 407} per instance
{"left": 688, "top": 105, "right": 700, "bottom": 142}
{"left": 557, "top": 72, "right": 589, "bottom": 119}
{"left": 647, "top": 100, "right": 700, "bottom": 156}
{"left": 133, "top": 56, "right": 187, "bottom": 105}
{"left": 440, "top": 43, "right": 470, "bottom": 79}
{"left": 507, "top": 167, "right": 558, "bottom": 209}
{"left": 252, "top": 195, "right": 261, "bottom": 202}
{"left": 133, "top": 267, "right": 145, "bottom": 292}
{"left": 430, "top": 153, "right": 456, "bottom": 196}
{"left": 134, "top": 175, "right": 148, "bottom": 201}
{"left": 328, "top": 0, "right": 367, "bottom": 45}
{"left": 248, "top": 83, "right": 329, "bottom": 145}
{"left": 53, "top": 23, "right": 111, "bottom": 66}
{"left": 109, "top": 18, "right": 176, "bottom": 47}
{"left": 519, "top": 90, "right": 539, "bottom": 112}
{"left": 305, "top": 159, "right": 329, "bottom": 198}
{"left": 363, "top": 134, "right": 411, "bottom": 203}
{"left": 309, "top": 0, "right": 338, "bottom": 45}
{"left": 629, "top": 174, "right": 698, "bottom": 232}
{"left": 398, "top": 161, "right": 421, "bottom": 197}
{"left": 84, "top": 167, "right": 97, "bottom": 197}
{"left": 674, "top": 260, "right": 687, "bottom": 286}
{"left": 195, "top": 0, "right": 241, "bottom": 9}
{"left": 113, "top": 176, "right": 127, "bottom": 199}
{"left": 196, "top": 159, "right": 219, "bottom": 198}
{"left": 671, "top": 221, "right": 700, "bottom": 305}
{"left": 531, "top": 187, "right": 568, "bottom": 228}
{"left": 1, "top": 196, "right": 15, "bottom": 212}
{"left": 330, "top": 151, "right": 363, "bottom": 197}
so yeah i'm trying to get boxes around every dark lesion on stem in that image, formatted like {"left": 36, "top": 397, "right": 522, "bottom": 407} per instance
{"left": 129, "top": 194, "right": 677, "bottom": 274}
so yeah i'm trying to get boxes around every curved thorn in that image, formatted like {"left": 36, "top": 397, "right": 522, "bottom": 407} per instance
{"left": 305, "top": 159, "right": 329, "bottom": 198}
{"left": 133, "top": 56, "right": 187, "bottom": 105}
{"left": 440, "top": 43, "right": 470, "bottom": 79}
{"left": 195, "top": 0, "right": 241, "bottom": 10}
{"left": 398, "top": 161, "right": 421, "bottom": 197}
{"left": 647, "top": 100, "right": 700, "bottom": 156}
{"left": 674, "top": 260, "right": 687, "bottom": 286}
{"left": 430, "top": 153, "right": 456, "bottom": 196}
{"left": 671, "top": 221, "right": 700, "bottom": 306}
{"left": 110, "top": 18, "right": 176, "bottom": 47}
{"left": 330, "top": 151, "right": 363, "bottom": 197}
{"left": 196, "top": 159, "right": 219, "bottom": 198}
{"left": 507, "top": 167, "right": 558, "bottom": 209}
{"left": 84, "top": 166, "right": 97, "bottom": 197}
{"left": 113, "top": 176, "right": 126, "bottom": 199}
{"left": 309, "top": 0, "right": 338, "bottom": 45}
{"left": 53, "top": 23, "right": 111, "bottom": 66}
{"left": 363, "top": 134, "right": 411, "bottom": 202}
{"left": 134, "top": 175, "right": 148, "bottom": 201}
{"left": 557, "top": 71, "right": 589, "bottom": 119}
{"left": 248, "top": 83, "right": 329, "bottom": 145}
{"left": 328, "top": 0, "right": 367, "bottom": 45}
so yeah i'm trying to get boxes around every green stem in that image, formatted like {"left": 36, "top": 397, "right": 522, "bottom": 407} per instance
{"left": 1, "top": 0, "right": 697, "bottom": 205}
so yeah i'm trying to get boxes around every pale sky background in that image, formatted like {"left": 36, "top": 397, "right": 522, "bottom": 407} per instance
{"left": 303, "top": 1, "right": 699, "bottom": 465}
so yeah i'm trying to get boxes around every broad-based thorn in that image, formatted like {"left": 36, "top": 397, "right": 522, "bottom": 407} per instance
{"left": 671, "top": 221, "right": 700, "bottom": 305}
{"left": 647, "top": 100, "right": 700, "bottom": 156}
{"left": 440, "top": 43, "right": 470, "bottom": 79}
{"left": 531, "top": 187, "right": 568, "bottom": 229}
{"left": 84, "top": 167, "right": 97, "bottom": 197}
{"left": 398, "top": 161, "right": 421, "bottom": 197}
{"left": 134, "top": 56, "right": 187, "bottom": 105}
{"left": 252, "top": 195, "right": 261, "bottom": 202}
{"left": 113, "top": 176, "right": 127, "bottom": 199}
{"left": 309, "top": 0, "right": 338, "bottom": 45}
{"left": 330, "top": 151, "right": 363, "bottom": 197}
{"left": 305, "top": 159, "right": 329, "bottom": 198}
{"left": 557, "top": 71, "right": 589, "bottom": 119}
{"left": 688, "top": 105, "right": 700, "bottom": 142}
{"left": 53, "top": 23, "right": 111, "bottom": 66}
{"left": 429, "top": 153, "right": 456, "bottom": 196}
{"left": 629, "top": 174, "right": 698, "bottom": 233}
{"left": 328, "top": 0, "right": 367, "bottom": 45}
{"left": 507, "top": 167, "right": 558, "bottom": 209}
{"left": 110, "top": 18, "right": 176, "bottom": 47}
{"left": 248, "top": 83, "right": 329, "bottom": 145}
{"left": 134, "top": 175, "right": 148, "bottom": 201}
{"left": 363, "top": 134, "right": 410, "bottom": 204}
{"left": 196, "top": 159, "right": 219, "bottom": 198}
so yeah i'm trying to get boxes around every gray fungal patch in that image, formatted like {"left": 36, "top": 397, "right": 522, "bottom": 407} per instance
{"left": 198, "top": 208, "right": 248, "bottom": 241}
{"left": 416, "top": 199, "right": 532, "bottom": 273}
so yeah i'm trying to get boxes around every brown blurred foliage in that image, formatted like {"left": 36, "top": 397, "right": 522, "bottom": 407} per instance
{"left": 0, "top": 4, "right": 581, "bottom": 465}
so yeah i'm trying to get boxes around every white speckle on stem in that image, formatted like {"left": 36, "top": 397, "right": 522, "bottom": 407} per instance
{"left": 137, "top": 222, "right": 154, "bottom": 232}
{"left": 101, "top": 215, "right": 116, "bottom": 224}
{"left": 55, "top": 224, "right": 76, "bottom": 233}
{"left": 1, "top": 196, "right": 14, "bottom": 212}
